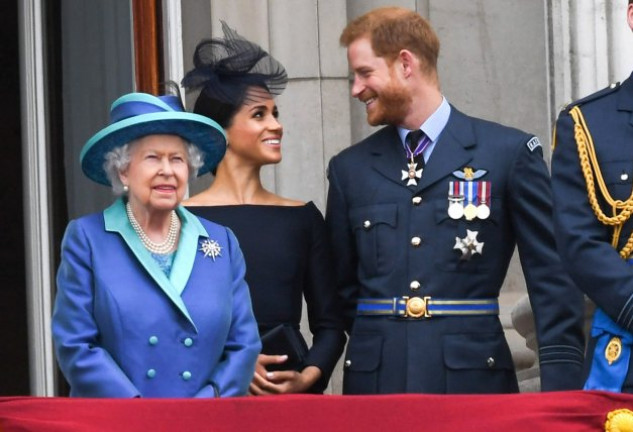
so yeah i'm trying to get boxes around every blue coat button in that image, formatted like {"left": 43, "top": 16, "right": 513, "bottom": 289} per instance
{"left": 148, "top": 336, "right": 158, "bottom": 345}
{"left": 147, "top": 369, "right": 156, "bottom": 378}
{"left": 182, "top": 371, "right": 192, "bottom": 380}
{"left": 184, "top": 337, "right": 193, "bottom": 347}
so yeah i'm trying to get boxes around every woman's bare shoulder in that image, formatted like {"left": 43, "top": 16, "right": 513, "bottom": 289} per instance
{"left": 184, "top": 189, "right": 305, "bottom": 207}
{"left": 182, "top": 192, "right": 223, "bottom": 207}
{"left": 268, "top": 195, "right": 305, "bottom": 207}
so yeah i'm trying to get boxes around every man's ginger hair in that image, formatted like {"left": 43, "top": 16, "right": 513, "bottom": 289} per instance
{"left": 340, "top": 7, "right": 440, "bottom": 77}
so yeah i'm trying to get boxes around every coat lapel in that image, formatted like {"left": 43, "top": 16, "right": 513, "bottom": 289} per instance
{"left": 370, "top": 126, "right": 415, "bottom": 190}
{"left": 415, "top": 107, "right": 475, "bottom": 193}
{"left": 170, "top": 207, "right": 208, "bottom": 297}
{"left": 103, "top": 198, "right": 206, "bottom": 330}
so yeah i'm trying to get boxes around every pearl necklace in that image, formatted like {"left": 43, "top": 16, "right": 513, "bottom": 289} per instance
{"left": 126, "top": 202, "right": 180, "bottom": 254}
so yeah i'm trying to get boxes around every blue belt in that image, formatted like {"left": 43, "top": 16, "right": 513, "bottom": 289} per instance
{"left": 357, "top": 296, "right": 499, "bottom": 319}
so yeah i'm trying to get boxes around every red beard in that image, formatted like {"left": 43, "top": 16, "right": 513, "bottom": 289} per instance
{"left": 364, "top": 82, "right": 412, "bottom": 126}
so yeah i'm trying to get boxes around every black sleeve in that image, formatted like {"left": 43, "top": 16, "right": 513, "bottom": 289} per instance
{"left": 302, "top": 203, "right": 347, "bottom": 392}
{"left": 325, "top": 157, "right": 361, "bottom": 331}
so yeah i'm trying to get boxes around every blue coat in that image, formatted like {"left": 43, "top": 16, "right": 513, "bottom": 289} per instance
{"left": 551, "top": 74, "right": 633, "bottom": 391}
{"left": 52, "top": 198, "right": 261, "bottom": 397}
{"left": 326, "top": 106, "right": 585, "bottom": 394}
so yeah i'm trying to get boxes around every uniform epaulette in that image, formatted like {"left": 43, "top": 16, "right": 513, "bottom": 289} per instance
{"left": 561, "top": 82, "right": 621, "bottom": 112}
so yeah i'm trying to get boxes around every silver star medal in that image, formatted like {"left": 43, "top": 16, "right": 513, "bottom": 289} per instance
{"left": 453, "top": 230, "right": 484, "bottom": 261}
{"left": 200, "top": 239, "right": 222, "bottom": 261}
{"left": 402, "top": 162, "right": 423, "bottom": 186}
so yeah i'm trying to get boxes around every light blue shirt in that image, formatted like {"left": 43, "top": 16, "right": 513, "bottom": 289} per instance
{"left": 398, "top": 96, "right": 451, "bottom": 163}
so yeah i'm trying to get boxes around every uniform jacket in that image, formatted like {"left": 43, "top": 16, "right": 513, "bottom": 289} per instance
{"left": 326, "top": 105, "right": 585, "bottom": 394}
{"left": 552, "top": 74, "right": 633, "bottom": 391}
{"left": 52, "top": 198, "right": 261, "bottom": 397}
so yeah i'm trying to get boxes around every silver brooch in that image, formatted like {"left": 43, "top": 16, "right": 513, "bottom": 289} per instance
{"left": 200, "top": 239, "right": 222, "bottom": 261}
{"left": 453, "top": 230, "right": 484, "bottom": 261}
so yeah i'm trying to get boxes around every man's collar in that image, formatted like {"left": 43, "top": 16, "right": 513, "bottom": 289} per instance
{"left": 397, "top": 96, "right": 451, "bottom": 143}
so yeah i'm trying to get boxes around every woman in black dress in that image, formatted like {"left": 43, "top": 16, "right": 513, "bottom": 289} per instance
{"left": 182, "top": 22, "right": 346, "bottom": 394}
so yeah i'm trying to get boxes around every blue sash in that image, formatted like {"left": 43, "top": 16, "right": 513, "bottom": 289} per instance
{"left": 584, "top": 308, "right": 633, "bottom": 391}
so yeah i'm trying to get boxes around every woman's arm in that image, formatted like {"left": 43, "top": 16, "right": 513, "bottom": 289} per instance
{"left": 52, "top": 220, "right": 141, "bottom": 397}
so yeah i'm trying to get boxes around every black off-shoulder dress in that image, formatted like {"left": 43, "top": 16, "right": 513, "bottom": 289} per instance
{"left": 187, "top": 202, "right": 346, "bottom": 393}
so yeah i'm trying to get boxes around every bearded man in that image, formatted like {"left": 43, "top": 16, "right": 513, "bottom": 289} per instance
{"left": 325, "top": 6, "right": 585, "bottom": 394}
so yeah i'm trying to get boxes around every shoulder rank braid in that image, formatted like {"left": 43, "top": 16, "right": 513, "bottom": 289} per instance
{"left": 569, "top": 105, "right": 633, "bottom": 259}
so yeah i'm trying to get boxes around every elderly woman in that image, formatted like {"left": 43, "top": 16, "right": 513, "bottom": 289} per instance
{"left": 51, "top": 90, "right": 261, "bottom": 398}
{"left": 182, "top": 22, "right": 346, "bottom": 395}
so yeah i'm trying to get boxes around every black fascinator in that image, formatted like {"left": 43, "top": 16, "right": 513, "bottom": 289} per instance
{"left": 182, "top": 21, "right": 288, "bottom": 108}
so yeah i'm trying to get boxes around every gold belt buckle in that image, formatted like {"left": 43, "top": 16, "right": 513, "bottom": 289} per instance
{"left": 404, "top": 296, "right": 431, "bottom": 318}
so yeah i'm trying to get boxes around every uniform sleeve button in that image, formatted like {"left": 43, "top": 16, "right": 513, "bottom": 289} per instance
{"left": 363, "top": 220, "right": 371, "bottom": 229}
{"left": 146, "top": 368, "right": 156, "bottom": 378}
{"left": 344, "top": 360, "right": 352, "bottom": 368}
{"left": 184, "top": 337, "right": 193, "bottom": 347}
{"left": 182, "top": 371, "right": 192, "bottom": 381}
{"left": 486, "top": 357, "right": 495, "bottom": 368}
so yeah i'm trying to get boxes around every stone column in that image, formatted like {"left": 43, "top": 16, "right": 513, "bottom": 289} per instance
{"left": 548, "top": 0, "right": 633, "bottom": 116}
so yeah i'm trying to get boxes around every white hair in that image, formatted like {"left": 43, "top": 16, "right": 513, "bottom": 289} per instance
{"left": 103, "top": 139, "right": 206, "bottom": 195}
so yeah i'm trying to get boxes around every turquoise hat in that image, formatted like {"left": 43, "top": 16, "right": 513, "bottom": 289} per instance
{"left": 80, "top": 92, "right": 227, "bottom": 186}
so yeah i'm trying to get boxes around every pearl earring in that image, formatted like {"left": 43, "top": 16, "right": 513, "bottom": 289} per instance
{"left": 123, "top": 185, "right": 129, "bottom": 193}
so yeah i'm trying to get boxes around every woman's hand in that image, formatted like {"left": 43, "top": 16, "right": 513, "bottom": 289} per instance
{"left": 248, "top": 354, "right": 322, "bottom": 395}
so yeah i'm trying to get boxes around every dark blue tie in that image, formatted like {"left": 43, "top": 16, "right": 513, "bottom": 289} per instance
{"left": 406, "top": 130, "right": 428, "bottom": 167}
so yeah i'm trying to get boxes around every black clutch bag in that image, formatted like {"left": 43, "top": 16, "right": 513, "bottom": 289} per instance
{"left": 260, "top": 324, "right": 309, "bottom": 371}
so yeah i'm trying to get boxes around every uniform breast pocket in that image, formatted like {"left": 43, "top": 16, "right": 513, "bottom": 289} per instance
{"left": 602, "top": 160, "right": 633, "bottom": 201}
{"left": 349, "top": 204, "right": 398, "bottom": 278}
{"left": 433, "top": 199, "right": 501, "bottom": 272}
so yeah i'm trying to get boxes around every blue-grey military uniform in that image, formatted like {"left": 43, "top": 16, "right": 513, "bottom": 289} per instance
{"left": 551, "top": 73, "right": 633, "bottom": 392}
{"left": 326, "top": 103, "right": 585, "bottom": 394}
